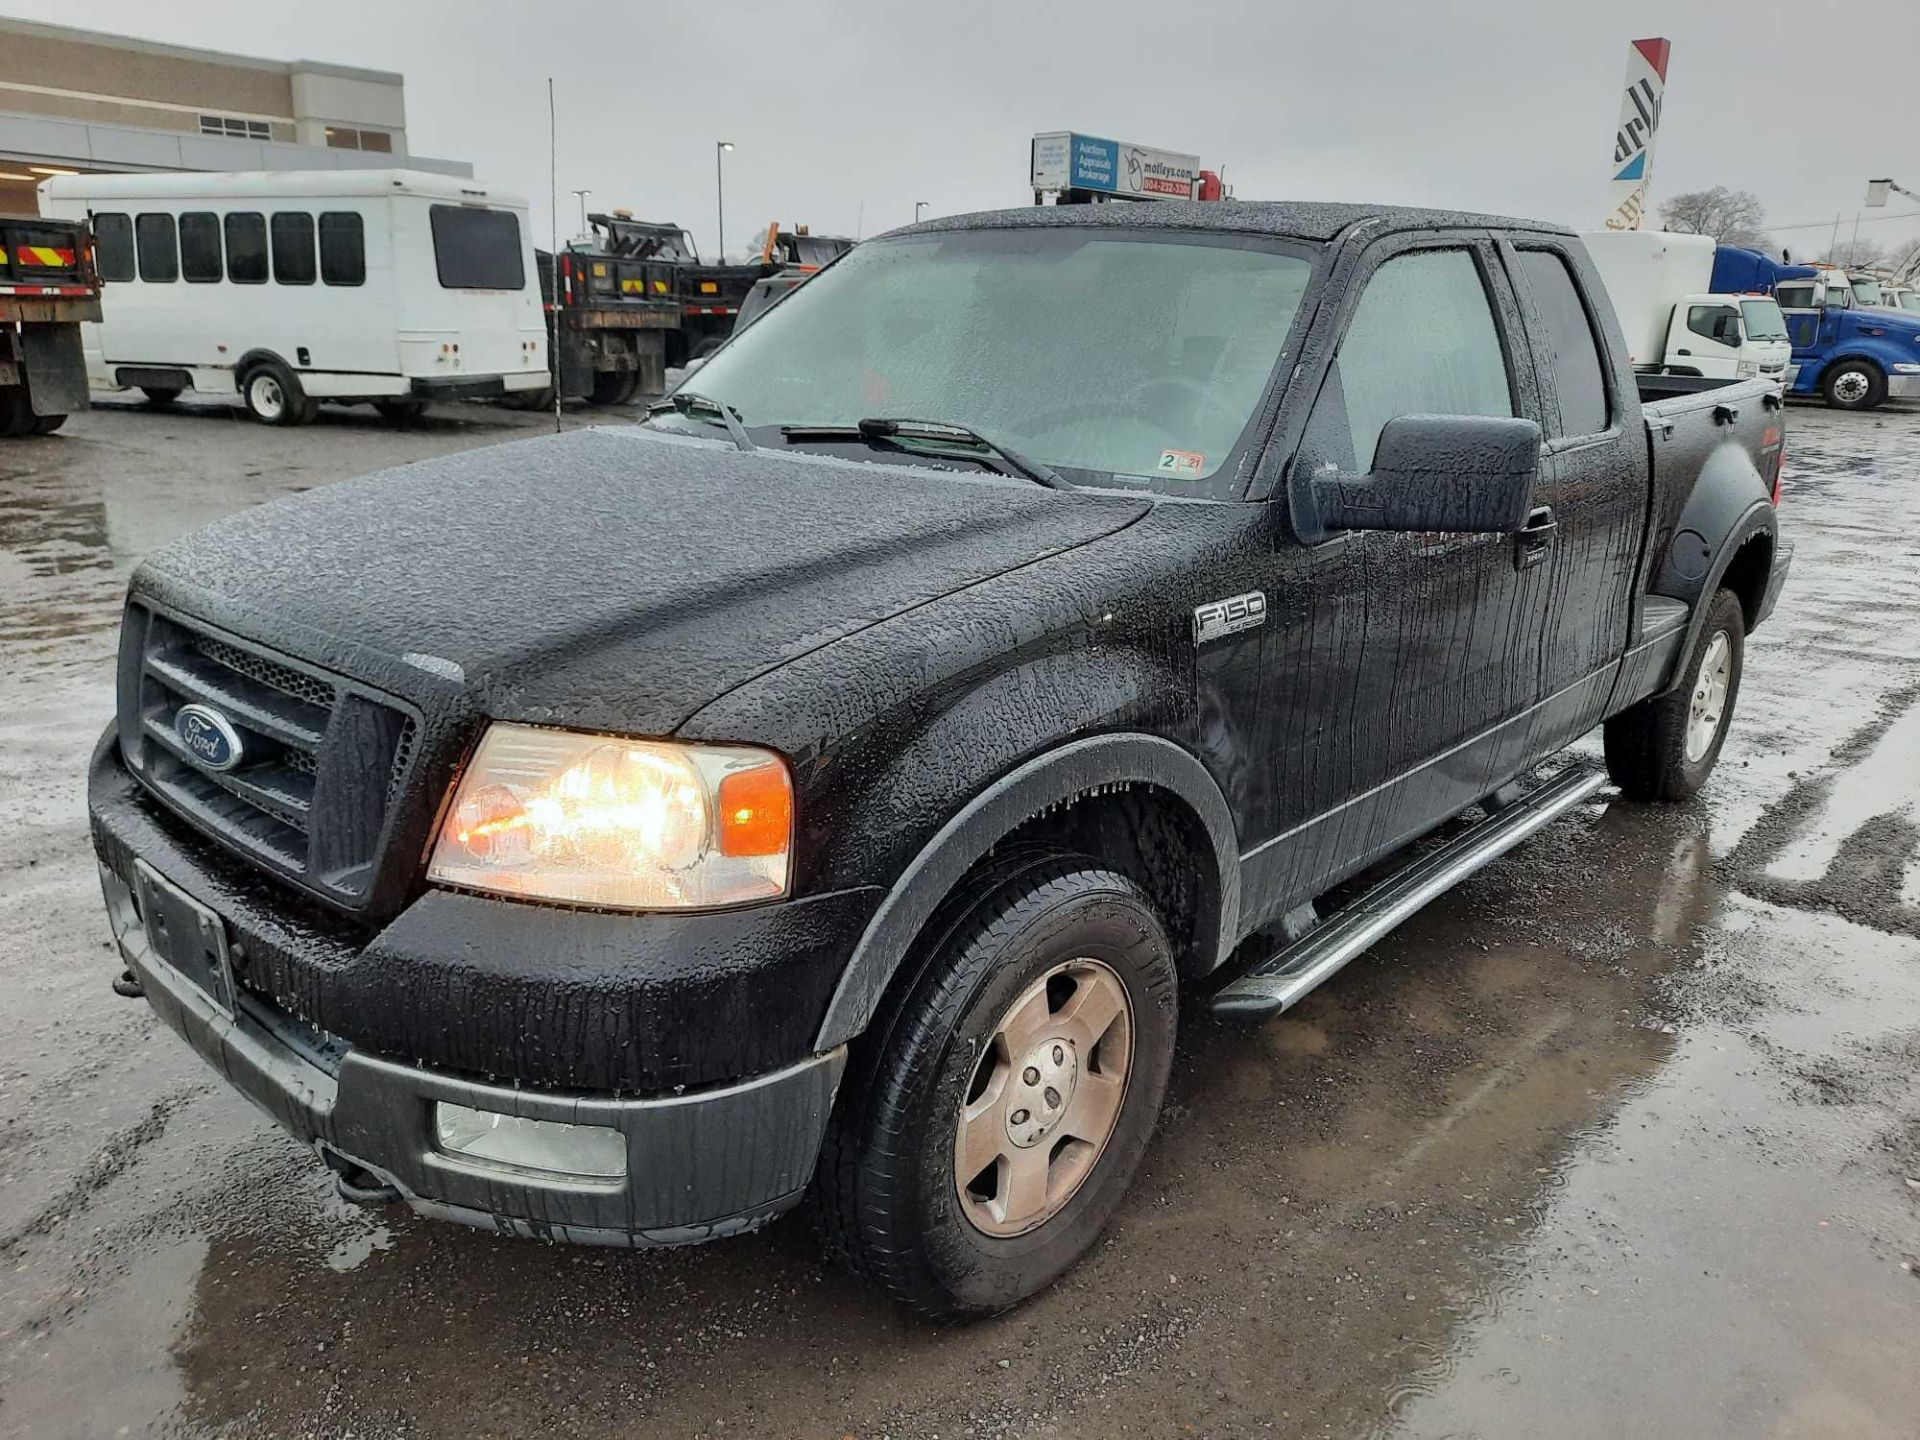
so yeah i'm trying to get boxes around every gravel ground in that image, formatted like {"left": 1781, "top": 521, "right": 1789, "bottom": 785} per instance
{"left": 1, "top": 391, "right": 1916, "bottom": 1439}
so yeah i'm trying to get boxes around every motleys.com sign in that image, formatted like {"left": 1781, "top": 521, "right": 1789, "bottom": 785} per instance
{"left": 1031, "top": 132, "right": 1200, "bottom": 201}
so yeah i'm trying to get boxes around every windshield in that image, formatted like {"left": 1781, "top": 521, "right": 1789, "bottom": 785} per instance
{"left": 1851, "top": 278, "right": 1884, "bottom": 306}
{"left": 659, "top": 227, "right": 1318, "bottom": 496}
{"left": 1903, "top": 294, "right": 1920, "bottom": 313}
{"left": 1740, "top": 299, "right": 1789, "bottom": 340}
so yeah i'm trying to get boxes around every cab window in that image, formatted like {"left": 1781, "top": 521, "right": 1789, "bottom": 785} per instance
{"left": 1515, "top": 249, "right": 1610, "bottom": 437}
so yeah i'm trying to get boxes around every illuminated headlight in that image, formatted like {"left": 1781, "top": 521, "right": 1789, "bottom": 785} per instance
{"left": 428, "top": 723, "right": 792, "bottom": 909}
{"left": 435, "top": 1102, "right": 626, "bottom": 1180}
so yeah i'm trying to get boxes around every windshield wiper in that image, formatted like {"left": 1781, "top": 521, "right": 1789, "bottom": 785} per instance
{"left": 780, "top": 417, "right": 1068, "bottom": 490}
{"left": 645, "top": 391, "right": 755, "bottom": 452}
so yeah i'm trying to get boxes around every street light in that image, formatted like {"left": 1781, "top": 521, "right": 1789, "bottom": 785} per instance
{"left": 571, "top": 188, "right": 591, "bottom": 236}
{"left": 715, "top": 141, "right": 735, "bottom": 261}
{"left": 915, "top": 200, "right": 929, "bottom": 223}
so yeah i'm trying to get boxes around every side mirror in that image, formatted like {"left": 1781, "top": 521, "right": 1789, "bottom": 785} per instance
{"left": 1310, "top": 414, "right": 1540, "bottom": 534}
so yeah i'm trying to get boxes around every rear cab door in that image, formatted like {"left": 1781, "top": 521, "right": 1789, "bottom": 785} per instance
{"left": 1497, "top": 235, "right": 1645, "bottom": 747}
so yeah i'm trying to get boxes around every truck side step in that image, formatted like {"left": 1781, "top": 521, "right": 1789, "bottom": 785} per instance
{"left": 1209, "top": 765, "right": 1609, "bottom": 1020}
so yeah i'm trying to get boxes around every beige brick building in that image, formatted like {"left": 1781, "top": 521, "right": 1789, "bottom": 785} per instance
{"left": 0, "top": 18, "right": 469, "bottom": 214}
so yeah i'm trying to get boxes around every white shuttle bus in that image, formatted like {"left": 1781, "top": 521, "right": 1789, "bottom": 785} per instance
{"left": 39, "top": 169, "right": 549, "bottom": 425}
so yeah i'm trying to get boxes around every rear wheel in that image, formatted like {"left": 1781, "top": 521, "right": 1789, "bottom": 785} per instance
{"left": 140, "top": 386, "right": 182, "bottom": 406}
{"left": 815, "top": 858, "right": 1177, "bottom": 1319}
{"left": 1821, "top": 360, "right": 1885, "bottom": 411}
{"left": 241, "top": 362, "right": 314, "bottom": 426}
{"left": 585, "top": 369, "right": 636, "bottom": 406}
{"left": 0, "top": 386, "right": 35, "bottom": 437}
{"left": 1604, "top": 587, "right": 1745, "bottom": 801}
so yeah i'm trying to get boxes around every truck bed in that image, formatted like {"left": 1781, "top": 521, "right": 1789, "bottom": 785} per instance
{"left": 1634, "top": 372, "right": 1750, "bottom": 404}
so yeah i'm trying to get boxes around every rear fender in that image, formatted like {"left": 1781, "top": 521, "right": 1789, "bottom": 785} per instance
{"left": 1652, "top": 436, "right": 1776, "bottom": 690}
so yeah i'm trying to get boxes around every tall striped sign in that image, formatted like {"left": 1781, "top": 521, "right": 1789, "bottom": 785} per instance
{"left": 1605, "top": 37, "right": 1670, "bottom": 231}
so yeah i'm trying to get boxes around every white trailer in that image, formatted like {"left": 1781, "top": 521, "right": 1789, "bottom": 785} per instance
{"left": 39, "top": 169, "right": 548, "bottom": 425}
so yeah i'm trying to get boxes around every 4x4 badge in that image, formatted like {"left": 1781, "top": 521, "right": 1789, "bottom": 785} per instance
{"left": 1193, "top": 592, "right": 1267, "bottom": 645}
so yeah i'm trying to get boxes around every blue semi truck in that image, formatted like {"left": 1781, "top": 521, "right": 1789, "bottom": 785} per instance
{"left": 1713, "top": 244, "right": 1920, "bottom": 410}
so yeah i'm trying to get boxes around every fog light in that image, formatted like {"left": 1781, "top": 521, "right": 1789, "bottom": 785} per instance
{"left": 434, "top": 1102, "right": 627, "bottom": 1180}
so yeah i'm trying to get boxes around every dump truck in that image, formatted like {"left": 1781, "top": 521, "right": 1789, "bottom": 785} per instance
{"left": 0, "top": 212, "right": 98, "bottom": 437}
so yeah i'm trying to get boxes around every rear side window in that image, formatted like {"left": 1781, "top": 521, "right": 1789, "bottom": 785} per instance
{"left": 1314, "top": 248, "right": 1513, "bottom": 472}
{"left": 93, "top": 212, "right": 134, "bottom": 282}
{"left": 1515, "top": 250, "right": 1610, "bottom": 437}
{"left": 429, "top": 204, "right": 525, "bottom": 290}
{"left": 225, "top": 213, "right": 268, "bottom": 283}
{"left": 318, "top": 211, "right": 365, "bottom": 286}
{"left": 270, "top": 211, "right": 316, "bottom": 285}
{"left": 179, "top": 212, "right": 222, "bottom": 283}
{"left": 135, "top": 213, "right": 178, "bottom": 283}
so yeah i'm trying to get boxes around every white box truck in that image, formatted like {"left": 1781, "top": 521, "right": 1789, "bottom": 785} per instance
{"left": 1582, "top": 230, "right": 1791, "bottom": 384}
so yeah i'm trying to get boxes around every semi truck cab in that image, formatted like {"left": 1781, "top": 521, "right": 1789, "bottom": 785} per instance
{"left": 1775, "top": 265, "right": 1920, "bottom": 410}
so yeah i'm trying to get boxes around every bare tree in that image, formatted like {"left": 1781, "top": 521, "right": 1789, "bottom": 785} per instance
{"left": 1659, "top": 187, "right": 1771, "bottom": 249}
{"left": 1820, "top": 236, "right": 1887, "bottom": 269}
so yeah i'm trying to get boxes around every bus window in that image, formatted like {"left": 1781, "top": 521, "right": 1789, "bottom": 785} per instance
{"left": 319, "top": 212, "right": 365, "bottom": 286}
{"left": 225, "top": 213, "right": 268, "bottom": 284}
{"left": 135, "top": 213, "right": 179, "bottom": 283}
{"left": 94, "top": 213, "right": 134, "bottom": 282}
{"left": 429, "top": 204, "right": 525, "bottom": 290}
{"left": 179, "top": 212, "right": 222, "bottom": 283}
{"left": 271, "top": 212, "right": 316, "bottom": 285}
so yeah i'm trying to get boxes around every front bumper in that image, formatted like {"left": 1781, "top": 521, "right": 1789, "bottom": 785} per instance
{"left": 1888, "top": 375, "right": 1920, "bottom": 400}
{"left": 99, "top": 855, "right": 845, "bottom": 1245}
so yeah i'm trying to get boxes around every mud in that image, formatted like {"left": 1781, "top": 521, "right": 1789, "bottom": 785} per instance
{"left": 2, "top": 396, "right": 1917, "bottom": 1439}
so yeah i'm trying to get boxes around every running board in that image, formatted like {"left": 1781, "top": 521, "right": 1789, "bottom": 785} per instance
{"left": 1209, "top": 766, "right": 1609, "bottom": 1020}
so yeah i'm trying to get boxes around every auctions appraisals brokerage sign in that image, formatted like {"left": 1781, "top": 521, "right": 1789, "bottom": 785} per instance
{"left": 1031, "top": 132, "right": 1201, "bottom": 201}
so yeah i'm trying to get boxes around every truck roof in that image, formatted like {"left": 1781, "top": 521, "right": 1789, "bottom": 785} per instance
{"left": 902, "top": 198, "right": 1574, "bottom": 243}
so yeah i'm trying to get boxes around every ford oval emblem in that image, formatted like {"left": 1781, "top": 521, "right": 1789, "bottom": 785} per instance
{"left": 174, "top": 703, "right": 246, "bottom": 772}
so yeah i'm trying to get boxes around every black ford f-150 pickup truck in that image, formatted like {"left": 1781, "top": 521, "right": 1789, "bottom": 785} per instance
{"left": 89, "top": 200, "right": 1789, "bottom": 1318}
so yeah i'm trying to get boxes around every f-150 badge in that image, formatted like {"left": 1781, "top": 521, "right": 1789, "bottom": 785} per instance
{"left": 1193, "top": 592, "right": 1267, "bottom": 645}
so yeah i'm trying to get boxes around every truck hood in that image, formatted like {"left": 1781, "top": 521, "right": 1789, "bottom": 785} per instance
{"left": 133, "top": 426, "right": 1149, "bottom": 734}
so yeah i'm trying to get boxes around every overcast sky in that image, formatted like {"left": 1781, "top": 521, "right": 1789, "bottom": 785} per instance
{"left": 11, "top": 0, "right": 1920, "bottom": 265}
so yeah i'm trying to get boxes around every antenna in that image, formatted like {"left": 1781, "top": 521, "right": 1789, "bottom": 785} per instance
{"left": 548, "top": 77, "right": 561, "bottom": 434}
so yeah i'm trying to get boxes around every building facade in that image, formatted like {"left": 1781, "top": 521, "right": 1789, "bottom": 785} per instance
{"left": 0, "top": 18, "right": 470, "bottom": 214}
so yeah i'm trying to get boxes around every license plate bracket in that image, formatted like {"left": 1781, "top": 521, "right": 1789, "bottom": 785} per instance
{"left": 129, "top": 860, "right": 236, "bottom": 1015}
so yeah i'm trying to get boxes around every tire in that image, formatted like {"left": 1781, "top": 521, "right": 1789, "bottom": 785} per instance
{"left": 240, "top": 362, "right": 313, "bottom": 426}
{"left": 0, "top": 385, "right": 35, "bottom": 438}
{"left": 585, "top": 370, "right": 632, "bottom": 407}
{"left": 374, "top": 399, "right": 428, "bottom": 426}
{"left": 140, "top": 386, "right": 182, "bottom": 406}
{"left": 815, "top": 856, "right": 1178, "bottom": 1320}
{"left": 1821, "top": 360, "right": 1885, "bottom": 411}
{"left": 1604, "top": 587, "right": 1746, "bottom": 801}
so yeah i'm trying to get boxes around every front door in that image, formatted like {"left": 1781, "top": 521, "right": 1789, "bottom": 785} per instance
{"left": 1240, "top": 235, "right": 1554, "bottom": 928}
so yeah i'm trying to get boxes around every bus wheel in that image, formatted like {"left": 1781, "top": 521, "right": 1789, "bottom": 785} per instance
{"left": 375, "top": 400, "right": 429, "bottom": 426}
{"left": 242, "top": 362, "right": 313, "bottom": 426}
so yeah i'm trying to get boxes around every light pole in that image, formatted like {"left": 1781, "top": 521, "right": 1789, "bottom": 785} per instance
{"left": 571, "top": 188, "right": 591, "bottom": 237}
{"left": 715, "top": 141, "right": 735, "bottom": 261}
{"left": 915, "top": 200, "right": 929, "bottom": 223}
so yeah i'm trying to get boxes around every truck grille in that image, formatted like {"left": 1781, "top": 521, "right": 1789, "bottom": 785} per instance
{"left": 118, "top": 603, "right": 420, "bottom": 909}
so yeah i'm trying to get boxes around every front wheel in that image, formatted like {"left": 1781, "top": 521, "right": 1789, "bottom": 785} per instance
{"left": 815, "top": 858, "right": 1177, "bottom": 1319}
{"left": 1604, "top": 587, "right": 1745, "bottom": 801}
{"left": 1821, "top": 360, "right": 1885, "bottom": 411}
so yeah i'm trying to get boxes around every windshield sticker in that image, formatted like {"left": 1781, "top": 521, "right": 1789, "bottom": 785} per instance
{"left": 1157, "top": 449, "right": 1206, "bottom": 479}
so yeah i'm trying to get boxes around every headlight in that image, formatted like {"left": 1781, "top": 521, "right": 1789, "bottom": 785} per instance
{"left": 427, "top": 723, "right": 792, "bottom": 909}
{"left": 1893, "top": 362, "right": 1920, "bottom": 375}
{"left": 1736, "top": 359, "right": 1758, "bottom": 378}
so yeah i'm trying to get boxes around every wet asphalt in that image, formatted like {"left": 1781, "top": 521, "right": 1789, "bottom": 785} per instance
{"left": 1, "top": 392, "right": 1917, "bottom": 1439}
